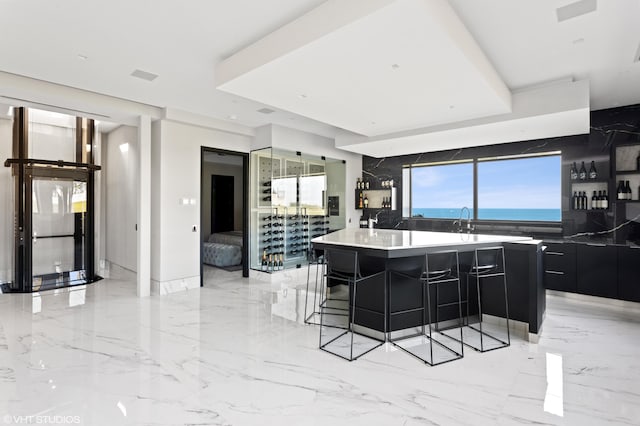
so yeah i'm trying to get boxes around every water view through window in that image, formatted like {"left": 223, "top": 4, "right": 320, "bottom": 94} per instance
{"left": 411, "top": 162, "right": 474, "bottom": 219}
{"left": 478, "top": 156, "right": 561, "bottom": 221}
{"left": 410, "top": 155, "right": 561, "bottom": 222}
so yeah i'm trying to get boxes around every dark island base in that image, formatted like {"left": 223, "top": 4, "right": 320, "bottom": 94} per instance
{"left": 327, "top": 242, "right": 544, "bottom": 339}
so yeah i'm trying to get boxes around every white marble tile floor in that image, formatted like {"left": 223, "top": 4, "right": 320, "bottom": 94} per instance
{"left": 0, "top": 266, "right": 638, "bottom": 425}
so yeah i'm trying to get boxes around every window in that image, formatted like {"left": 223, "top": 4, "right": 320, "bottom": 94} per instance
{"left": 477, "top": 155, "right": 561, "bottom": 221}
{"left": 410, "top": 162, "right": 473, "bottom": 219}
{"left": 404, "top": 153, "right": 562, "bottom": 222}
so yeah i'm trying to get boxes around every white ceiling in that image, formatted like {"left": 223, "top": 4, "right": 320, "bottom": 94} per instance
{"left": 0, "top": 0, "right": 639, "bottom": 155}
{"left": 217, "top": 0, "right": 512, "bottom": 136}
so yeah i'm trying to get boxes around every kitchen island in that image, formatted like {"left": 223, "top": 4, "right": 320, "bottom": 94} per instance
{"left": 312, "top": 228, "right": 545, "bottom": 341}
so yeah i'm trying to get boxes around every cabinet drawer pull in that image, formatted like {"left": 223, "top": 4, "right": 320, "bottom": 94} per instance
{"left": 546, "top": 251, "right": 564, "bottom": 256}
{"left": 545, "top": 270, "right": 565, "bottom": 275}
{"left": 586, "top": 243, "right": 606, "bottom": 247}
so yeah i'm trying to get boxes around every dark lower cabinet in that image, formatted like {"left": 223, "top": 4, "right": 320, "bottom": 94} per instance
{"left": 543, "top": 242, "right": 576, "bottom": 292}
{"left": 576, "top": 244, "right": 617, "bottom": 299}
{"left": 617, "top": 246, "right": 640, "bottom": 302}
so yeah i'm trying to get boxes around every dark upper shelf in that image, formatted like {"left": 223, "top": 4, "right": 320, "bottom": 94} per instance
{"left": 616, "top": 170, "right": 640, "bottom": 175}
{"left": 570, "top": 179, "right": 609, "bottom": 184}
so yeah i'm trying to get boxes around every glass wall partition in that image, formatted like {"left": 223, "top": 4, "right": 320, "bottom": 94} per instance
{"left": 249, "top": 148, "right": 345, "bottom": 272}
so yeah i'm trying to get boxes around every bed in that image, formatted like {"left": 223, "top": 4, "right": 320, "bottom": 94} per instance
{"left": 203, "top": 231, "right": 243, "bottom": 267}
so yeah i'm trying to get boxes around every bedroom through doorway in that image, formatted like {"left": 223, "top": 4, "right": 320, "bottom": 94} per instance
{"left": 200, "top": 148, "right": 249, "bottom": 284}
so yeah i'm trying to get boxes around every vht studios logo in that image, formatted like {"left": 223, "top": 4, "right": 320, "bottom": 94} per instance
{"left": 3, "top": 415, "right": 81, "bottom": 424}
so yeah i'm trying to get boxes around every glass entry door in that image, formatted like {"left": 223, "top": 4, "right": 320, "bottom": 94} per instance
{"left": 31, "top": 175, "right": 88, "bottom": 290}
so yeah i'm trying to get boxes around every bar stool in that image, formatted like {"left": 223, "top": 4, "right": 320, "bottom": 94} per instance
{"left": 458, "top": 246, "right": 510, "bottom": 352}
{"left": 319, "top": 248, "right": 386, "bottom": 361}
{"left": 304, "top": 249, "right": 348, "bottom": 326}
{"left": 304, "top": 249, "right": 325, "bottom": 325}
{"left": 390, "top": 250, "right": 464, "bottom": 366}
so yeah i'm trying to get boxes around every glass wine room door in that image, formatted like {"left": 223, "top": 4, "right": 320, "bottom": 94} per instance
{"left": 30, "top": 172, "right": 88, "bottom": 291}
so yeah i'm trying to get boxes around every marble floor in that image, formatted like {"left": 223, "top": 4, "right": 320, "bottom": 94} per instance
{"left": 0, "top": 266, "right": 639, "bottom": 425}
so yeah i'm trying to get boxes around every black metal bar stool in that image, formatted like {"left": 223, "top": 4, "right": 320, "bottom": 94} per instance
{"left": 390, "top": 250, "right": 464, "bottom": 366}
{"left": 458, "top": 246, "right": 510, "bottom": 352}
{"left": 304, "top": 249, "right": 348, "bottom": 325}
{"left": 319, "top": 248, "right": 386, "bottom": 361}
{"left": 304, "top": 248, "right": 325, "bottom": 324}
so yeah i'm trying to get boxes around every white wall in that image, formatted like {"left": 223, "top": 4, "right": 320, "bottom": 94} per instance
{"left": 151, "top": 120, "right": 251, "bottom": 285}
{"left": 104, "top": 125, "right": 138, "bottom": 272}
{"left": 0, "top": 118, "right": 12, "bottom": 284}
{"left": 202, "top": 161, "right": 243, "bottom": 239}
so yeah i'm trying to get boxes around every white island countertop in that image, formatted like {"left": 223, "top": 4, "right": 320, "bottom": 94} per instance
{"left": 312, "top": 228, "right": 532, "bottom": 253}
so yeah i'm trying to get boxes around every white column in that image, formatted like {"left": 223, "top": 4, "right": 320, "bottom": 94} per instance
{"left": 137, "top": 116, "right": 151, "bottom": 297}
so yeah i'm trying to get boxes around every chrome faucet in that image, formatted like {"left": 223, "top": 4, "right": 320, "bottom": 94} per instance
{"left": 368, "top": 211, "right": 382, "bottom": 229}
{"left": 453, "top": 206, "right": 473, "bottom": 233}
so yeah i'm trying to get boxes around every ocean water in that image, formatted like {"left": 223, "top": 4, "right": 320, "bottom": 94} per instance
{"left": 411, "top": 208, "right": 561, "bottom": 222}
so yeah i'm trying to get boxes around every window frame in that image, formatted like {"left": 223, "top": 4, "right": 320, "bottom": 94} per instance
{"left": 404, "top": 151, "right": 562, "bottom": 224}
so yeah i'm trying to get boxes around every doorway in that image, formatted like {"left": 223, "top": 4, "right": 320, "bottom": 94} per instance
{"left": 200, "top": 148, "right": 249, "bottom": 282}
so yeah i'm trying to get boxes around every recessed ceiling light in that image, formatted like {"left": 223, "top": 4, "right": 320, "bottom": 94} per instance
{"left": 572, "top": 38, "right": 585, "bottom": 44}
{"left": 449, "top": 105, "right": 455, "bottom": 109}
{"left": 257, "top": 107, "right": 275, "bottom": 114}
{"left": 227, "top": 114, "right": 238, "bottom": 120}
{"left": 391, "top": 63, "right": 400, "bottom": 69}
{"left": 298, "top": 94, "right": 307, "bottom": 99}
{"left": 130, "top": 69, "right": 158, "bottom": 82}
{"left": 371, "top": 121, "right": 376, "bottom": 125}
{"left": 77, "top": 54, "right": 88, "bottom": 61}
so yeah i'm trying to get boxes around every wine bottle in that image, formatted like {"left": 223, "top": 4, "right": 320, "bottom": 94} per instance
{"left": 602, "top": 190, "right": 609, "bottom": 209}
{"left": 578, "top": 161, "right": 587, "bottom": 180}
{"left": 617, "top": 181, "right": 625, "bottom": 200}
{"left": 581, "top": 191, "right": 587, "bottom": 210}
{"left": 278, "top": 254, "right": 284, "bottom": 270}
{"left": 268, "top": 254, "right": 273, "bottom": 271}
{"left": 263, "top": 181, "right": 271, "bottom": 187}
{"left": 365, "top": 180, "right": 370, "bottom": 190}
{"left": 597, "top": 190, "right": 602, "bottom": 209}
{"left": 570, "top": 162, "right": 578, "bottom": 180}
{"left": 261, "top": 250, "right": 268, "bottom": 271}
{"left": 363, "top": 195, "right": 369, "bottom": 208}
{"left": 572, "top": 191, "right": 578, "bottom": 210}
{"left": 262, "top": 188, "right": 272, "bottom": 194}
{"left": 358, "top": 192, "right": 363, "bottom": 209}
{"left": 591, "top": 191, "right": 597, "bottom": 210}
{"left": 356, "top": 178, "right": 361, "bottom": 189}
{"left": 262, "top": 195, "right": 272, "bottom": 201}
{"left": 626, "top": 181, "right": 632, "bottom": 200}
{"left": 588, "top": 161, "right": 597, "bottom": 179}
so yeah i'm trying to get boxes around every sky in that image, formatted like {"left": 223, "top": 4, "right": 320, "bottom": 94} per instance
{"left": 411, "top": 156, "right": 561, "bottom": 209}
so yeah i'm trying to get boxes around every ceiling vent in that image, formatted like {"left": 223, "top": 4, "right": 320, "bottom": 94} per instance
{"left": 257, "top": 107, "right": 275, "bottom": 114}
{"left": 130, "top": 69, "right": 159, "bottom": 82}
{"left": 556, "top": 0, "right": 597, "bottom": 23}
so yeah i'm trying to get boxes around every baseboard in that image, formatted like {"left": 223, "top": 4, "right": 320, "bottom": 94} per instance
{"left": 151, "top": 276, "right": 200, "bottom": 295}
{"left": 546, "top": 289, "right": 640, "bottom": 312}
